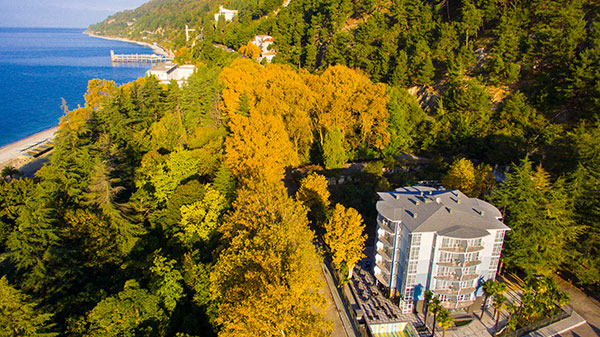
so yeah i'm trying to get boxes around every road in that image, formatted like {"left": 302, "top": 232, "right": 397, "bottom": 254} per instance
{"left": 555, "top": 277, "right": 600, "bottom": 337}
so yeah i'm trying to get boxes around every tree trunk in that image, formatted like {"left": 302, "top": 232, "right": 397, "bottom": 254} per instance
{"left": 494, "top": 310, "right": 500, "bottom": 334}
{"left": 432, "top": 313, "right": 437, "bottom": 337}
{"left": 348, "top": 264, "right": 354, "bottom": 279}
{"left": 480, "top": 295, "right": 489, "bottom": 319}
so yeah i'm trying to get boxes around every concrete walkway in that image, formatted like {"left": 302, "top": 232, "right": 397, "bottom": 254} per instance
{"left": 321, "top": 262, "right": 360, "bottom": 337}
{"left": 554, "top": 276, "right": 600, "bottom": 337}
{"left": 526, "top": 309, "right": 587, "bottom": 337}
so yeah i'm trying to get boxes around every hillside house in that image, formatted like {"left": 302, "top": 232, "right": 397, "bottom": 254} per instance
{"left": 214, "top": 6, "right": 238, "bottom": 23}
{"left": 146, "top": 63, "right": 195, "bottom": 86}
{"left": 251, "top": 35, "right": 277, "bottom": 63}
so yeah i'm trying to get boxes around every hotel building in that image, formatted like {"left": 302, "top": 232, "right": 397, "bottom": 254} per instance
{"left": 374, "top": 186, "right": 510, "bottom": 313}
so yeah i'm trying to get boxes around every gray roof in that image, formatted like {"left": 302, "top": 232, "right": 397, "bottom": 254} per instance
{"left": 376, "top": 186, "right": 509, "bottom": 238}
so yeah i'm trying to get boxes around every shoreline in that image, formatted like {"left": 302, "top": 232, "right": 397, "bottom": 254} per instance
{"left": 84, "top": 31, "right": 173, "bottom": 58}
{"left": 0, "top": 126, "right": 59, "bottom": 172}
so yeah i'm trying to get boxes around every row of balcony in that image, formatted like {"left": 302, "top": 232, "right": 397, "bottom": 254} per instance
{"left": 434, "top": 273, "right": 479, "bottom": 282}
{"left": 439, "top": 245, "right": 484, "bottom": 253}
{"left": 433, "top": 286, "right": 477, "bottom": 296}
{"left": 437, "top": 259, "right": 482, "bottom": 268}
{"left": 442, "top": 299, "right": 476, "bottom": 310}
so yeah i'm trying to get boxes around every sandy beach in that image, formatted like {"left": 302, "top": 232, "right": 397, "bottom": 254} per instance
{"left": 84, "top": 31, "right": 174, "bottom": 58}
{"left": 0, "top": 126, "right": 58, "bottom": 173}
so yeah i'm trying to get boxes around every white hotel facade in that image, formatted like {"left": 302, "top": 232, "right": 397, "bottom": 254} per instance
{"left": 374, "top": 186, "right": 510, "bottom": 314}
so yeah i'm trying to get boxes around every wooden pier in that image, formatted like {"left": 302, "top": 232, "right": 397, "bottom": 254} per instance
{"left": 110, "top": 50, "right": 171, "bottom": 63}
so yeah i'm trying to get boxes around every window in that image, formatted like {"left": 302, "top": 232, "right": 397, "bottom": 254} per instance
{"left": 492, "top": 243, "right": 503, "bottom": 256}
{"left": 406, "top": 274, "right": 416, "bottom": 287}
{"left": 464, "top": 266, "right": 477, "bottom": 275}
{"left": 411, "top": 233, "right": 422, "bottom": 246}
{"left": 408, "top": 261, "right": 418, "bottom": 274}
{"left": 441, "top": 237, "right": 450, "bottom": 248}
{"left": 495, "top": 230, "right": 505, "bottom": 242}
{"left": 410, "top": 246, "right": 420, "bottom": 260}
{"left": 404, "top": 287, "right": 414, "bottom": 300}
{"left": 460, "top": 280, "right": 473, "bottom": 289}
{"left": 490, "top": 257, "right": 500, "bottom": 269}
{"left": 488, "top": 270, "right": 497, "bottom": 280}
{"left": 439, "top": 251, "right": 451, "bottom": 262}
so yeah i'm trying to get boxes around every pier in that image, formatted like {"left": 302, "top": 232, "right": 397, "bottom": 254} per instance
{"left": 110, "top": 50, "right": 171, "bottom": 63}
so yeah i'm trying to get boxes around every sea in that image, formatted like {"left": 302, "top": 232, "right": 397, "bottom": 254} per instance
{"left": 0, "top": 27, "right": 155, "bottom": 147}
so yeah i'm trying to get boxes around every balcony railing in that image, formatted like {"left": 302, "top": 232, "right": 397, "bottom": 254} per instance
{"left": 441, "top": 300, "right": 476, "bottom": 310}
{"left": 378, "top": 233, "right": 394, "bottom": 247}
{"left": 378, "top": 221, "right": 395, "bottom": 234}
{"left": 374, "top": 266, "right": 390, "bottom": 287}
{"left": 434, "top": 274, "right": 461, "bottom": 281}
{"left": 376, "top": 259, "right": 392, "bottom": 273}
{"left": 437, "top": 260, "right": 482, "bottom": 268}
{"left": 376, "top": 246, "right": 393, "bottom": 261}
{"left": 439, "top": 245, "right": 484, "bottom": 253}
{"left": 434, "top": 272, "right": 480, "bottom": 282}
{"left": 433, "top": 286, "right": 477, "bottom": 296}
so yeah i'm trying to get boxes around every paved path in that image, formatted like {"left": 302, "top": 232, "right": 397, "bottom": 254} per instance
{"left": 554, "top": 276, "right": 600, "bottom": 337}
{"left": 321, "top": 262, "right": 360, "bottom": 337}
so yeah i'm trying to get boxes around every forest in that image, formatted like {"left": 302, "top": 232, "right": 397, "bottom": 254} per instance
{"left": 1, "top": 0, "right": 599, "bottom": 335}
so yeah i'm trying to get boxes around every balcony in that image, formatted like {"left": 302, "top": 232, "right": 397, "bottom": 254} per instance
{"left": 464, "top": 260, "right": 482, "bottom": 267}
{"left": 437, "top": 260, "right": 481, "bottom": 268}
{"left": 376, "top": 246, "right": 393, "bottom": 261}
{"left": 442, "top": 300, "right": 476, "bottom": 310}
{"left": 433, "top": 287, "right": 477, "bottom": 296}
{"left": 376, "top": 259, "right": 392, "bottom": 273}
{"left": 373, "top": 267, "right": 390, "bottom": 287}
{"left": 378, "top": 221, "right": 395, "bottom": 234}
{"left": 435, "top": 274, "right": 461, "bottom": 281}
{"left": 462, "top": 273, "right": 479, "bottom": 281}
{"left": 435, "top": 273, "right": 479, "bottom": 282}
{"left": 439, "top": 245, "right": 484, "bottom": 253}
{"left": 378, "top": 233, "right": 394, "bottom": 247}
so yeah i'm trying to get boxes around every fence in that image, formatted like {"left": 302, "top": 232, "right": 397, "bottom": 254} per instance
{"left": 498, "top": 305, "right": 573, "bottom": 337}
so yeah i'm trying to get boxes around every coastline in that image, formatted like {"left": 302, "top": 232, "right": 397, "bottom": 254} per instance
{"left": 0, "top": 126, "right": 59, "bottom": 173}
{"left": 84, "top": 31, "right": 174, "bottom": 58}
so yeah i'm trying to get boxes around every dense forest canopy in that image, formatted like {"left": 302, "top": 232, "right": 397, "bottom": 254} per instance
{"left": 0, "top": 0, "right": 598, "bottom": 335}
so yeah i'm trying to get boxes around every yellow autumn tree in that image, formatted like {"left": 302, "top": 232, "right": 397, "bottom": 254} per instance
{"left": 178, "top": 187, "right": 226, "bottom": 245}
{"left": 296, "top": 173, "right": 331, "bottom": 226}
{"left": 474, "top": 163, "right": 496, "bottom": 197}
{"left": 310, "top": 65, "right": 390, "bottom": 151}
{"left": 84, "top": 79, "right": 118, "bottom": 111}
{"left": 211, "top": 181, "right": 331, "bottom": 337}
{"left": 219, "top": 59, "right": 316, "bottom": 161}
{"left": 443, "top": 158, "right": 477, "bottom": 196}
{"left": 324, "top": 204, "right": 367, "bottom": 278}
{"left": 238, "top": 41, "right": 261, "bottom": 59}
{"left": 224, "top": 111, "right": 299, "bottom": 184}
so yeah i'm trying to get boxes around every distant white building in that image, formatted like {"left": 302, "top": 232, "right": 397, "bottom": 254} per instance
{"left": 214, "top": 5, "right": 238, "bottom": 23}
{"left": 374, "top": 186, "right": 510, "bottom": 314}
{"left": 251, "top": 35, "right": 276, "bottom": 63}
{"left": 146, "top": 63, "right": 195, "bottom": 86}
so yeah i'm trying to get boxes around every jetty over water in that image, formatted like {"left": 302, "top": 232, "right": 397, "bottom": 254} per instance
{"left": 110, "top": 50, "right": 171, "bottom": 63}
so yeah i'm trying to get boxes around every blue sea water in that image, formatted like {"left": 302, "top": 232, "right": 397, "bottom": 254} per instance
{"left": 0, "top": 27, "right": 155, "bottom": 147}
